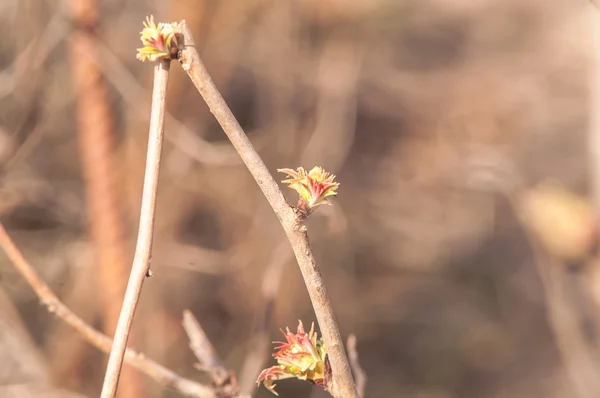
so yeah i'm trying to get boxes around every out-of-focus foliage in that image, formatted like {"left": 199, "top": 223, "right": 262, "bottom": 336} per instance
{"left": 518, "top": 181, "right": 597, "bottom": 263}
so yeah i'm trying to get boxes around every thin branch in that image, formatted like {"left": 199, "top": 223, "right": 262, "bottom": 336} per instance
{"left": 67, "top": 1, "right": 140, "bottom": 394}
{"left": 175, "top": 21, "right": 358, "bottom": 398}
{"left": 0, "top": 222, "right": 215, "bottom": 398}
{"left": 101, "top": 59, "right": 170, "bottom": 398}
{"left": 590, "top": 0, "right": 600, "bottom": 209}
{"left": 0, "top": 11, "right": 68, "bottom": 101}
{"left": 464, "top": 151, "right": 600, "bottom": 398}
{"left": 77, "top": 33, "right": 244, "bottom": 167}
{"left": 506, "top": 192, "right": 600, "bottom": 398}
{"left": 182, "top": 310, "right": 239, "bottom": 397}
{"left": 346, "top": 335, "right": 366, "bottom": 398}
{"left": 182, "top": 310, "right": 229, "bottom": 380}
{"left": 238, "top": 239, "right": 290, "bottom": 394}
{"left": 522, "top": 227, "right": 600, "bottom": 398}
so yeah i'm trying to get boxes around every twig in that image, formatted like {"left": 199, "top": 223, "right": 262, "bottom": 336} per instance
{"left": 182, "top": 310, "right": 229, "bottom": 380}
{"left": 100, "top": 59, "right": 170, "bottom": 398}
{"left": 182, "top": 310, "right": 238, "bottom": 397}
{"left": 587, "top": 0, "right": 600, "bottom": 337}
{"left": 590, "top": 0, "right": 600, "bottom": 210}
{"left": 77, "top": 33, "right": 243, "bottom": 167}
{"left": 67, "top": 1, "right": 139, "bottom": 395}
{"left": 175, "top": 21, "right": 359, "bottom": 398}
{"left": 522, "top": 229, "right": 600, "bottom": 398}
{"left": 346, "top": 335, "right": 366, "bottom": 398}
{"left": 238, "top": 239, "right": 291, "bottom": 394}
{"left": 0, "top": 222, "right": 216, "bottom": 398}
{"left": 0, "top": 11, "right": 68, "bottom": 101}
{"left": 507, "top": 192, "right": 600, "bottom": 398}
{"left": 465, "top": 152, "right": 600, "bottom": 398}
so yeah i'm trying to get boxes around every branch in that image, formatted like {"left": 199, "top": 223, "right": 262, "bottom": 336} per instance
{"left": 346, "top": 335, "right": 366, "bottom": 398}
{"left": 175, "top": 21, "right": 358, "bottom": 398}
{"left": 182, "top": 310, "right": 239, "bottom": 397}
{"left": 101, "top": 59, "right": 170, "bottom": 397}
{"left": 505, "top": 187, "right": 600, "bottom": 398}
{"left": 238, "top": 240, "right": 290, "bottom": 394}
{"left": 77, "top": 32, "right": 243, "bottom": 167}
{"left": 0, "top": 222, "right": 216, "bottom": 398}
{"left": 66, "top": 2, "right": 142, "bottom": 396}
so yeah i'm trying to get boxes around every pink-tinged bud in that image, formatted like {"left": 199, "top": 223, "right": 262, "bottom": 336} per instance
{"left": 278, "top": 166, "right": 339, "bottom": 217}
{"left": 257, "top": 320, "right": 332, "bottom": 396}
{"left": 136, "top": 16, "right": 178, "bottom": 62}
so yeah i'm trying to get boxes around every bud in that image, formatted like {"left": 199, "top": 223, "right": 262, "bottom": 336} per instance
{"left": 278, "top": 166, "right": 339, "bottom": 217}
{"left": 136, "top": 16, "right": 178, "bottom": 62}
{"left": 257, "top": 320, "right": 332, "bottom": 396}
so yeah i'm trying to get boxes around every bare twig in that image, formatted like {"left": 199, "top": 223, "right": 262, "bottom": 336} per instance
{"left": 346, "top": 335, "right": 366, "bottom": 398}
{"left": 587, "top": 0, "right": 600, "bottom": 330}
{"left": 66, "top": 2, "right": 140, "bottom": 396}
{"left": 465, "top": 153, "right": 600, "bottom": 398}
{"left": 100, "top": 59, "right": 171, "bottom": 398}
{"left": 0, "top": 12, "right": 68, "bottom": 101}
{"left": 182, "top": 310, "right": 238, "bottom": 397}
{"left": 0, "top": 222, "right": 216, "bottom": 398}
{"left": 78, "top": 34, "right": 243, "bottom": 167}
{"left": 503, "top": 189, "right": 600, "bottom": 398}
{"left": 182, "top": 310, "right": 229, "bottom": 380}
{"left": 521, "top": 226, "right": 600, "bottom": 398}
{"left": 590, "top": 0, "right": 600, "bottom": 210}
{"left": 66, "top": 0, "right": 142, "bottom": 394}
{"left": 238, "top": 240, "right": 291, "bottom": 394}
{"left": 176, "top": 21, "right": 358, "bottom": 398}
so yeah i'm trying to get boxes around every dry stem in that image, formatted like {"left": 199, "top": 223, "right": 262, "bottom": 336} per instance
{"left": 238, "top": 239, "right": 290, "bottom": 394}
{"left": 175, "top": 21, "right": 358, "bottom": 398}
{"left": 506, "top": 191, "right": 600, "bottom": 398}
{"left": 182, "top": 310, "right": 238, "bottom": 396}
{"left": 100, "top": 59, "right": 170, "bottom": 397}
{"left": 0, "top": 222, "right": 215, "bottom": 398}
{"left": 183, "top": 310, "right": 229, "bottom": 380}
{"left": 346, "top": 335, "right": 366, "bottom": 398}
{"left": 66, "top": 2, "right": 140, "bottom": 395}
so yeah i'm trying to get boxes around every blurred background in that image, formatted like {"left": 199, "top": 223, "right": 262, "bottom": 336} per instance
{"left": 0, "top": 0, "right": 599, "bottom": 397}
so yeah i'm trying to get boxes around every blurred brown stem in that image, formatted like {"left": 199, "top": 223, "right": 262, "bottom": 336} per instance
{"left": 182, "top": 310, "right": 239, "bottom": 396}
{"left": 238, "top": 239, "right": 290, "bottom": 394}
{"left": 0, "top": 222, "right": 216, "bottom": 398}
{"left": 508, "top": 193, "right": 600, "bottom": 398}
{"left": 346, "top": 335, "right": 366, "bottom": 398}
{"left": 66, "top": 0, "right": 141, "bottom": 395}
{"left": 175, "top": 21, "right": 359, "bottom": 398}
{"left": 100, "top": 59, "right": 170, "bottom": 398}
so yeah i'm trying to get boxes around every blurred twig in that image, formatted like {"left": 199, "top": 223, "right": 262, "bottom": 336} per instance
{"left": 66, "top": 1, "right": 141, "bottom": 396}
{"left": 182, "top": 310, "right": 239, "bottom": 397}
{"left": 176, "top": 21, "right": 359, "bottom": 398}
{"left": 0, "top": 222, "right": 216, "bottom": 398}
{"left": 518, "top": 220, "right": 600, "bottom": 398}
{"left": 100, "top": 59, "right": 170, "bottom": 398}
{"left": 590, "top": 0, "right": 600, "bottom": 209}
{"left": 302, "top": 30, "right": 363, "bottom": 170}
{"left": 238, "top": 240, "right": 291, "bottom": 394}
{"left": 0, "top": 11, "right": 68, "bottom": 100}
{"left": 346, "top": 335, "right": 366, "bottom": 398}
{"left": 586, "top": 0, "right": 600, "bottom": 368}
{"left": 78, "top": 33, "right": 244, "bottom": 167}
{"left": 466, "top": 150, "right": 600, "bottom": 398}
